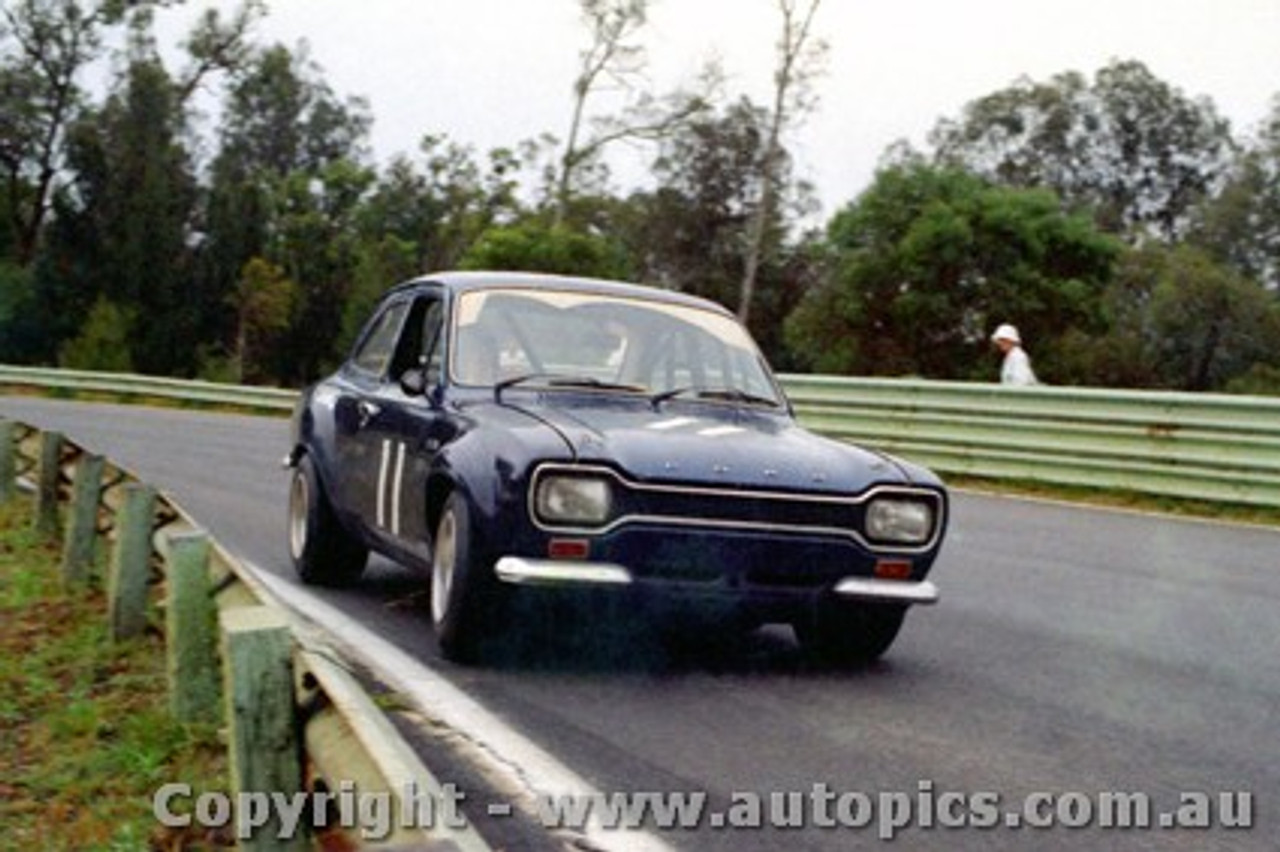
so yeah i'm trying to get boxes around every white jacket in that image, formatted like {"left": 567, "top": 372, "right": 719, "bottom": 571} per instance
{"left": 1001, "top": 346, "right": 1038, "bottom": 386}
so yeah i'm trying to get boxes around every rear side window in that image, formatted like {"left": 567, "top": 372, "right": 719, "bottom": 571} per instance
{"left": 352, "top": 300, "right": 410, "bottom": 376}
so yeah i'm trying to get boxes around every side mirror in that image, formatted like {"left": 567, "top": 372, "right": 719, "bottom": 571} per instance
{"left": 399, "top": 368, "right": 427, "bottom": 397}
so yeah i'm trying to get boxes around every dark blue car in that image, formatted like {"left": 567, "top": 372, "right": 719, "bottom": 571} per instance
{"left": 286, "top": 271, "right": 948, "bottom": 663}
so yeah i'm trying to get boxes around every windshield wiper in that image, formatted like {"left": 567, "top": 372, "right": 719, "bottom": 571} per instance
{"left": 650, "top": 386, "right": 781, "bottom": 409}
{"left": 494, "top": 373, "right": 647, "bottom": 398}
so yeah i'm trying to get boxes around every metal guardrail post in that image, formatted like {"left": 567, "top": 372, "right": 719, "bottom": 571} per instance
{"left": 108, "top": 483, "right": 157, "bottom": 640}
{"left": 160, "top": 529, "right": 221, "bottom": 725}
{"left": 34, "top": 430, "right": 63, "bottom": 537}
{"left": 0, "top": 419, "right": 15, "bottom": 503}
{"left": 61, "top": 453, "right": 105, "bottom": 586}
{"left": 220, "top": 606, "right": 306, "bottom": 851}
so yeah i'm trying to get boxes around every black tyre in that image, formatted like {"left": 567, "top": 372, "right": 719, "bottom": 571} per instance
{"left": 288, "top": 454, "right": 368, "bottom": 586}
{"left": 430, "top": 492, "right": 500, "bottom": 663}
{"left": 795, "top": 600, "right": 906, "bottom": 665}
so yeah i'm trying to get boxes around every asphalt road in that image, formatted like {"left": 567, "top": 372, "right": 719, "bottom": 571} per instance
{"left": 3, "top": 396, "right": 1277, "bottom": 851}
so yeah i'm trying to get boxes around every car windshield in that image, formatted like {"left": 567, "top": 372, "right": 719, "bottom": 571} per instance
{"left": 451, "top": 287, "right": 782, "bottom": 406}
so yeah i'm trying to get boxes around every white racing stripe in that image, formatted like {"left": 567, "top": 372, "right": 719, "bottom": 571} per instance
{"left": 242, "top": 560, "right": 677, "bottom": 852}
{"left": 391, "top": 441, "right": 406, "bottom": 536}
{"left": 376, "top": 439, "right": 391, "bottom": 529}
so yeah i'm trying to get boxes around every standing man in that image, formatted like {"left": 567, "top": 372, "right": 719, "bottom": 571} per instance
{"left": 991, "top": 324, "right": 1038, "bottom": 386}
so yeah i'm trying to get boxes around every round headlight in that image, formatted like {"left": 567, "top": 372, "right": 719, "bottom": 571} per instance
{"left": 865, "top": 498, "right": 934, "bottom": 545}
{"left": 535, "top": 476, "right": 612, "bottom": 526}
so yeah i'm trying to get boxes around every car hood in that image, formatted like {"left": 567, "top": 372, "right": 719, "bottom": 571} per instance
{"left": 505, "top": 395, "right": 916, "bottom": 494}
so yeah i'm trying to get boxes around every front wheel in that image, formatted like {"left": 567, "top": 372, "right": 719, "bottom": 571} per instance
{"left": 288, "top": 454, "right": 367, "bottom": 586}
{"left": 794, "top": 601, "right": 907, "bottom": 665}
{"left": 431, "top": 492, "right": 499, "bottom": 662}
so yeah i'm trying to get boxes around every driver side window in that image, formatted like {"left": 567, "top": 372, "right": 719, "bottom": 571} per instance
{"left": 352, "top": 300, "right": 411, "bottom": 377}
{"left": 387, "top": 293, "right": 445, "bottom": 385}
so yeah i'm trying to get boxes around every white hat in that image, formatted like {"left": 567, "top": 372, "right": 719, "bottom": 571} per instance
{"left": 991, "top": 323, "right": 1021, "bottom": 344}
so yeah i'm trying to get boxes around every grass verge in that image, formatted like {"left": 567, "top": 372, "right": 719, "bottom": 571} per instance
{"left": 949, "top": 474, "right": 1280, "bottom": 528}
{"left": 0, "top": 497, "right": 230, "bottom": 850}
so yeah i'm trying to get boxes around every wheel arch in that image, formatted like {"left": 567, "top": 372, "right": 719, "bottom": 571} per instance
{"left": 424, "top": 471, "right": 456, "bottom": 542}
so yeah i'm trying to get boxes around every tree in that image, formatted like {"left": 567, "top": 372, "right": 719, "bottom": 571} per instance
{"left": 613, "top": 96, "right": 816, "bottom": 362}
{"left": 929, "top": 59, "right": 1235, "bottom": 242}
{"left": 625, "top": 99, "right": 771, "bottom": 303}
{"left": 738, "top": 0, "right": 826, "bottom": 325}
{"left": 1144, "top": 245, "right": 1280, "bottom": 390}
{"left": 197, "top": 41, "right": 374, "bottom": 383}
{"left": 554, "top": 0, "right": 714, "bottom": 226}
{"left": 58, "top": 295, "right": 134, "bottom": 371}
{"left": 0, "top": 0, "right": 258, "bottom": 267}
{"left": 1190, "top": 94, "right": 1280, "bottom": 290}
{"left": 35, "top": 43, "right": 199, "bottom": 374}
{"left": 0, "top": 0, "right": 141, "bottom": 264}
{"left": 0, "top": 259, "right": 41, "bottom": 361}
{"left": 230, "top": 256, "right": 296, "bottom": 383}
{"left": 785, "top": 164, "right": 1119, "bottom": 380}
{"left": 173, "top": 1, "right": 265, "bottom": 100}
{"left": 459, "top": 221, "right": 630, "bottom": 280}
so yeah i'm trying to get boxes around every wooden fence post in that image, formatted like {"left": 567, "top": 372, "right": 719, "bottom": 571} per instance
{"left": 61, "top": 454, "right": 105, "bottom": 586}
{"left": 107, "top": 483, "right": 157, "bottom": 640}
{"left": 219, "top": 606, "right": 306, "bottom": 851}
{"left": 162, "top": 530, "right": 221, "bottom": 724}
{"left": 0, "top": 420, "right": 15, "bottom": 503}
{"left": 33, "top": 430, "right": 63, "bottom": 538}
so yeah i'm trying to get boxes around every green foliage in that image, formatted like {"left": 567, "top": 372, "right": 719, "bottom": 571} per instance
{"left": 1148, "top": 246, "right": 1280, "bottom": 390}
{"left": 338, "top": 234, "right": 417, "bottom": 355}
{"left": 0, "top": 260, "right": 43, "bottom": 362}
{"left": 1190, "top": 95, "right": 1280, "bottom": 289}
{"left": 58, "top": 297, "right": 135, "bottom": 372}
{"left": 1062, "top": 244, "right": 1280, "bottom": 390}
{"left": 41, "top": 54, "right": 199, "bottom": 375}
{"left": 785, "top": 164, "right": 1120, "bottom": 381}
{"left": 232, "top": 256, "right": 297, "bottom": 383}
{"left": 460, "top": 221, "right": 632, "bottom": 280}
{"left": 1225, "top": 364, "right": 1280, "bottom": 397}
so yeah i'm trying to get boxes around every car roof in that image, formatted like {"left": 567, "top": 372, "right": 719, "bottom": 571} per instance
{"left": 388, "top": 270, "right": 735, "bottom": 317}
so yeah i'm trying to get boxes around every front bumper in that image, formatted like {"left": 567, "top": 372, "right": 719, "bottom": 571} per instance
{"left": 494, "top": 556, "right": 939, "bottom": 605}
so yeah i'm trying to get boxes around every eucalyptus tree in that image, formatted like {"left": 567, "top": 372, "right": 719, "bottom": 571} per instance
{"left": 199, "top": 41, "right": 373, "bottom": 382}
{"left": 929, "top": 59, "right": 1235, "bottom": 242}
{"left": 45, "top": 49, "right": 199, "bottom": 374}
{"left": 1190, "top": 94, "right": 1280, "bottom": 290}
{"left": 621, "top": 95, "right": 817, "bottom": 357}
{"left": 737, "top": 0, "right": 826, "bottom": 326}
{"left": 0, "top": 0, "right": 157, "bottom": 265}
{"left": 554, "top": 0, "right": 715, "bottom": 226}
{"left": 1092, "top": 243, "right": 1280, "bottom": 391}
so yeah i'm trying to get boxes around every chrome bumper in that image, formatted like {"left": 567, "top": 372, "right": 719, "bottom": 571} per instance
{"left": 494, "top": 557, "right": 939, "bottom": 604}
{"left": 495, "top": 557, "right": 633, "bottom": 587}
{"left": 834, "top": 577, "right": 939, "bottom": 605}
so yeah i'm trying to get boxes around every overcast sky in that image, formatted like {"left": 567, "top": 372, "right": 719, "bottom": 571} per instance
{"left": 155, "top": 0, "right": 1280, "bottom": 217}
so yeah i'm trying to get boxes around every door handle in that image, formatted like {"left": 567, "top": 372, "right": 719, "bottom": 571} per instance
{"left": 357, "top": 400, "right": 381, "bottom": 428}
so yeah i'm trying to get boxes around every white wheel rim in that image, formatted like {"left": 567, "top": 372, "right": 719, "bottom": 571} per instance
{"left": 288, "top": 472, "right": 308, "bottom": 560}
{"left": 432, "top": 509, "right": 457, "bottom": 626}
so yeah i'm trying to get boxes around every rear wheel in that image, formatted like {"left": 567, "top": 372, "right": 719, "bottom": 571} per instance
{"left": 288, "top": 454, "right": 367, "bottom": 586}
{"left": 431, "top": 492, "right": 498, "bottom": 662}
{"left": 795, "top": 601, "right": 906, "bottom": 665}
